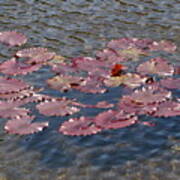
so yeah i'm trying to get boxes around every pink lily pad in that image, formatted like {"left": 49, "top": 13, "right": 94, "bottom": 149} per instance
{"left": 47, "top": 55, "right": 65, "bottom": 66}
{"left": 16, "top": 47, "right": 56, "bottom": 64}
{"left": 4, "top": 116, "right": 49, "bottom": 135}
{"left": 10, "top": 93, "right": 51, "bottom": 107}
{"left": 104, "top": 73, "right": 148, "bottom": 88}
{"left": 59, "top": 116, "right": 102, "bottom": 136}
{"left": 0, "top": 57, "right": 42, "bottom": 75}
{"left": 153, "top": 101, "right": 180, "bottom": 117}
{"left": 118, "top": 96, "right": 158, "bottom": 115}
{"left": 129, "top": 86, "right": 171, "bottom": 104}
{"left": 96, "top": 48, "right": 126, "bottom": 63}
{"left": 174, "top": 66, "right": 180, "bottom": 75}
{"left": 94, "top": 110, "right": 138, "bottom": 130}
{"left": 51, "top": 62, "right": 78, "bottom": 75}
{"left": 88, "top": 101, "right": 114, "bottom": 108}
{"left": 72, "top": 100, "right": 114, "bottom": 109}
{"left": 47, "top": 75, "right": 84, "bottom": 92}
{"left": 0, "top": 31, "right": 27, "bottom": 46}
{"left": 149, "top": 40, "right": 177, "bottom": 53}
{"left": 0, "top": 88, "right": 43, "bottom": 101}
{"left": 0, "top": 76, "right": 30, "bottom": 94}
{"left": 137, "top": 57, "right": 174, "bottom": 76}
{"left": 74, "top": 76, "right": 107, "bottom": 94}
{"left": 72, "top": 56, "right": 109, "bottom": 72}
{"left": 36, "top": 98, "right": 80, "bottom": 116}
{"left": 107, "top": 38, "right": 153, "bottom": 51}
{"left": 0, "top": 100, "right": 30, "bottom": 118}
{"left": 71, "top": 56, "right": 110, "bottom": 78}
{"left": 1, "top": 108, "right": 29, "bottom": 119}
{"left": 160, "top": 78, "right": 180, "bottom": 89}
{"left": 117, "top": 47, "right": 148, "bottom": 61}
{"left": 107, "top": 38, "right": 138, "bottom": 50}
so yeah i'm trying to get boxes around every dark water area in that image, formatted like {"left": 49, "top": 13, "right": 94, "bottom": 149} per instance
{"left": 0, "top": 0, "right": 180, "bottom": 179}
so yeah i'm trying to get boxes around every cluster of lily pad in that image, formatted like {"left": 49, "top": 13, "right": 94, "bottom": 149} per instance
{"left": 0, "top": 31, "right": 179, "bottom": 136}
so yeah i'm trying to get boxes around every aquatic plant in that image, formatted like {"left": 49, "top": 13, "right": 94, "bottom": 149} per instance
{"left": 5, "top": 115, "right": 49, "bottom": 135}
{"left": 0, "top": 57, "right": 42, "bottom": 75}
{"left": 0, "top": 31, "right": 27, "bottom": 46}
{"left": 0, "top": 31, "right": 179, "bottom": 136}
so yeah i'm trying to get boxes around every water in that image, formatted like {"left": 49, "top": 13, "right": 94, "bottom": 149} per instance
{"left": 0, "top": 0, "right": 180, "bottom": 179}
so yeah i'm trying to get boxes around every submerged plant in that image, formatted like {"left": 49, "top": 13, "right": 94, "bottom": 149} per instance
{"left": 0, "top": 31, "right": 179, "bottom": 136}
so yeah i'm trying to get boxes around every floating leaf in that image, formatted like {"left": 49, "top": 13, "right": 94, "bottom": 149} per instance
{"left": 0, "top": 31, "right": 27, "bottom": 46}
{"left": 71, "top": 56, "right": 110, "bottom": 78}
{"left": 72, "top": 100, "right": 114, "bottom": 109}
{"left": 47, "top": 55, "right": 65, "bottom": 66}
{"left": 153, "top": 101, "right": 180, "bottom": 117}
{"left": 0, "top": 88, "right": 44, "bottom": 101}
{"left": 149, "top": 40, "right": 177, "bottom": 53}
{"left": 118, "top": 47, "right": 147, "bottom": 61}
{"left": 174, "top": 66, "right": 180, "bottom": 75}
{"left": 51, "top": 62, "right": 78, "bottom": 75}
{"left": 72, "top": 56, "right": 108, "bottom": 72}
{"left": 0, "top": 76, "right": 30, "bottom": 94}
{"left": 47, "top": 75, "right": 84, "bottom": 92}
{"left": 74, "top": 76, "right": 107, "bottom": 94}
{"left": 59, "top": 116, "right": 102, "bottom": 136}
{"left": 107, "top": 38, "right": 138, "bottom": 50}
{"left": 1, "top": 108, "right": 30, "bottom": 119}
{"left": 118, "top": 96, "right": 157, "bottom": 115}
{"left": 88, "top": 101, "right": 114, "bottom": 109}
{"left": 4, "top": 116, "right": 48, "bottom": 135}
{"left": 0, "top": 100, "right": 30, "bottom": 118}
{"left": 96, "top": 48, "right": 126, "bottom": 63}
{"left": 125, "top": 86, "right": 171, "bottom": 105}
{"left": 10, "top": 93, "right": 51, "bottom": 107}
{"left": 36, "top": 98, "right": 80, "bottom": 116}
{"left": 107, "top": 38, "right": 153, "bottom": 51}
{"left": 137, "top": 57, "right": 174, "bottom": 76}
{"left": 16, "top": 47, "right": 56, "bottom": 64}
{"left": 0, "top": 57, "right": 42, "bottom": 75}
{"left": 104, "top": 73, "right": 148, "bottom": 88}
{"left": 160, "top": 78, "right": 180, "bottom": 89}
{"left": 94, "top": 110, "right": 138, "bottom": 130}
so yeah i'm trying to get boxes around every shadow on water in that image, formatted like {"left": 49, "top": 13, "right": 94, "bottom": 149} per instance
{"left": 0, "top": 0, "right": 180, "bottom": 179}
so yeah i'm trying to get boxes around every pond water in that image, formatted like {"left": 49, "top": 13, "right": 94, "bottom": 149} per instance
{"left": 0, "top": 0, "right": 180, "bottom": 179}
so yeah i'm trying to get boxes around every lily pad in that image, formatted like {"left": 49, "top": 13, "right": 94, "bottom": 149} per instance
{"left": 59, "top": 116, "right": 102, "bottom": 136}
{"left": 4, "top": 116, "right": 49, "bottom": 135}
{"left": 36, "top": 98, "right": 80, "bottom": 116}
{"left": 118, "top": 96, "right": 158, "bottom": 115}
{"left": 0, "top": 57, "right": 42, "bottom": 75}
{"left": 0, "top": 100, "right": 30, "bottom": 118}
{"left": 16, "top": 47, "right": 56, "bottom": 64}
{"left": 104, "top": 73, "right": 148, "bottom": 88}
{"left": 0, "top": 76, "right": 30, "bottom": 94}
{"left": 126, "top": 86, "right": 171, "bottom": 105}
{"left": 47, "top": 75, "right": 84, "bottom": 92}
{"left": 74, "top": 76, "right": 107, "bottom": 94}
{"left": 0, "top": 31, "right": 27, "bottom": 46}
{"left": 149, "top": 40, "right": 177, "bottom": 53}
{"left": 137, "top": 57, "right": 174, "bottom": 76}
{"left": 94, "top": 110, "right": 138, "bottom": 130}
{"left": 160, "top": 78, "right": 180, "bottom": 89}
{"left": 153, "top": 101, "right": 180, "bottom": 117}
